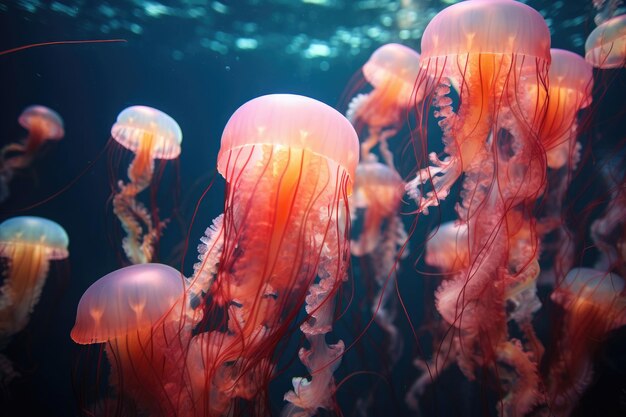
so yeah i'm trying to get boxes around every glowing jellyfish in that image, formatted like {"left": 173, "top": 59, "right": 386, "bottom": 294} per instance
{"left": 350, "top": 161, "right": 407, "bottom": 369}
{"left": 0, "top": 216, "right": 69, "bottom": 339}
{"left": 585, "top": 14, "right": 626, "bottom": 68}
{"left": 540, "top": 49, "right": 594, "bottom": 170}
{"left": 404, "top": 1, "right": 551, "bottom": 415}
{"left": 110, "top": 105, "right": 182, "bottom": 264}
{"left": 0, "top": 105, "right": 64, "bottom": 203}
{"left": 424, "top": 220, "right": 468, "bottom": 273}
{"left": 346, "top": 43, "right": 422, "bottom": 166}
{"left": 71, "top": 263, "right": 185, "bottom": 416}
{"left": 192, "top": 94, "right": 357, "bottom": 417}
{"left": 548, "top": 268, "right": 626, "bottom": 416}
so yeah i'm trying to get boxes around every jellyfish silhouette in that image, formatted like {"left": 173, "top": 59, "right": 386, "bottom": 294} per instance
{"left": 110, "top": 105, "right": 182, "bottom": 264}
{"left": 0, "top": 216, "right": 68, "bottom": 382}
{"left": 585, "top": 14, "right": 626, "bottom": 68}
{"left": 0, "top": 105, "right": 64, "bottom": 203}
{"left": 346, "top": 43, "right": 422, "bottom": 166}
{"left": 548, "top": 268, "right": 626, "bottom": 416}
{"left": 403, "top": 1, "right": 552, "bottom": 415}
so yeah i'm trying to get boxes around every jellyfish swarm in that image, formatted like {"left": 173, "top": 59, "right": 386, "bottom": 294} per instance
{"left": 0, "top": 216, "right": 68, "bottom": 382}
{"left": 73, "top": 94, "right": 358, "bottom": 417}
{"left": 547, "top": 268, "right": 626, "bottom": 416}
{"left": 404, "top": 1, "right": 552, "bottom": 415}
{"left": 346, "top": 43, "right": 421, "bottom": 167}
{"left": 110, "top": 105, "right": 182, "bottom": 264}
{"left": 0, "top": 105, "right": 64, "bottom": 203}
{"left": 585, "top": 14, "right": 626, "bottom": 69}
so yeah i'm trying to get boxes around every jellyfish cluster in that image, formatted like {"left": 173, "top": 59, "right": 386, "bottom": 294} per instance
{"left": 1, "top": 1, "right": 626, "bottom": 417}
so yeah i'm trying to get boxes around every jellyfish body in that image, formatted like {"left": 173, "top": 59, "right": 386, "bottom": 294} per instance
{"left": 346, "top": 43, "right": 421, "bottom": 166}
{"left": 0, "top": 105, "right": 64, "bottom": 203}
{"left": 585, "top": 14, "right": 626, "bottom": 68}
{"left": 405, "top": 1, "right": 551, "bottom": 415}
{"left": 110, "top": 105, "right": 182, "bottom": 264}
{"left": 71, "top": 263, "right": 186, "bottom": 416}
{"left": 200, "top": 94, "right": 357, "bottom": 417}
{"left": 0, "top": 216, "right": 69, "bottom": 340}
{"left": 548, "top": 268, "right": 626, "bottom": 416}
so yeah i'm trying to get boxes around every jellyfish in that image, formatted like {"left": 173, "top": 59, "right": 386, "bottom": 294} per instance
{"left": 0, "top": 105, "right": 64, "bottom": 203}
{"left": 403, "top": 1, "right": 551, "bottom": 415}
{"left": 585, "top": 14, "right": 626, "bottom": 68}
{"left": 547, "top": 267, "right": 626, "bottom": 416}
{"left": 536, "top": 50, "right": 594, "bottom": 286}
{"left": 0, "top": 216, "right": 68, "bottom": 382}
{"left": 71, "top": 263, "right": 186, "bottom": 416}
{"left": 350, "top": 161, "right": 407, "bottom": 371}
{"left": 346, "top": 43, "right": 422, "bottom": 166}
{"left": 110, "top": 105, "right": 182, "bottom": 264}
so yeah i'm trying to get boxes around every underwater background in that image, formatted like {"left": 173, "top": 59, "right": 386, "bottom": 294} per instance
{"left": 1, "top": 1, "right": 625, "bottom": 416}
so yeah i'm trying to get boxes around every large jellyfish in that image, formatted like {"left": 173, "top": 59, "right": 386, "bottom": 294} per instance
{"left": 585, "top": 14, "right": 626, "bottom": 68}
{"left": 346, "top": 43, "right": 422, "bottom": 166}
{"left": 547, "top": 268, "right": 626, "bottom": 416}
{"left": 404, "top": 1, "right": 552, "bottom": 415}
{"left": 0, "top": 105, "right": 64, "bottom": 203}
{"left": 110, "top": 105, "right": 182, "bottom": 264}
{"left": 0, "top": 216, "right": 68, "bottom": 382}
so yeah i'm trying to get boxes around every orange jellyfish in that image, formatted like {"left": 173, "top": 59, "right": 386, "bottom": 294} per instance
{"left": 536, "top": 49, "right": 594, "bottom": 287}
{"left": 547, "top": 268, "right": 626, "bottom": 416}
{"left": 71, "top": 263, "right": 186, "bottom": 416}
{"left": 346, "top": 43, "right": 422, "bottom": 166}
{"left": 351, "top": 161, "right": 407, "bottom": 366}
{"left": 191, "top": 94, "right": 357, "bottom": 417}
{"left": 110, "top": 105, "right": 182, "bottom": 264}
{"left": 0, "top": 216, "right": 68, "bottom": 382}
{"left": 404, "top": 1, "right": 551, "bottom": 415}
{"left": 0, "top": 105, "right": 64, "bottom": 203}
{"left": 585, "top": 14, "right": 626, "bottom": 68}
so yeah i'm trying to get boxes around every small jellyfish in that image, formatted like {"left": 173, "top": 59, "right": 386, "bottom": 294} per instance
{"left": 110, "top": 105, "right": 182, "bottom": 264}
{"left": 548, "top": 268, "right": 626, "bottom": 416}
{"left": 424, "top": 220, "right": 468, "bottom": 273}
{"left": 540, "top": 49, "right": 594, "bottom": 170}
{"left": 0, "top": 105, "right": 64, "bottom": 203}
{"left": 346, "top": 43, "right": 422, "bottom": 166}
{"left": 71, "top": 263, "right": 185, "bottom": 416}
{"left": 585, "top": 14, "right": 626, "bottom": 68}
{"left": 351, "top": 161, "right": 407, "bottom": 368}
{"left": 0, "top": 216, "right": 69, "bottom": 340}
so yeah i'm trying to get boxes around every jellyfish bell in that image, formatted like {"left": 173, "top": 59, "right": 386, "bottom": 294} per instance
{"left": 18, "top": 105, "right": 65, "bottom": 154}
{"left": 0, "top": 216, "right": 68, "bottom": 338}
{"left": 111, "top": 105, "right": 182, "bottom": 183}
{"left": 110, "top": 105, "right": 183, "bottom": 264}
{"left": 424, "top": 220, "right": 468, "bottom": 273}
{"left": 585, "top": 14, "right": 626, "bottom": 69}
{"left": 71, "top": 263, "right": 186, "bottom": 416}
